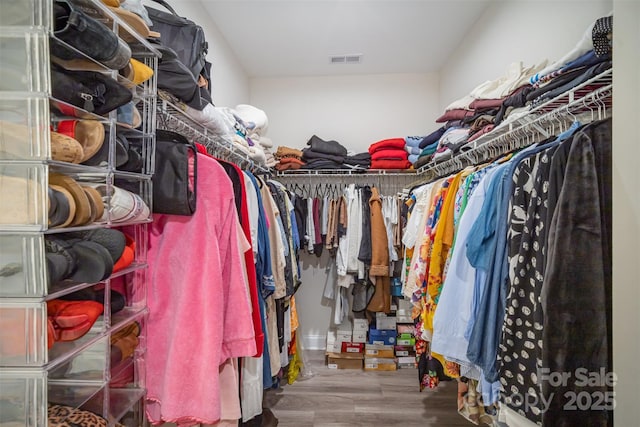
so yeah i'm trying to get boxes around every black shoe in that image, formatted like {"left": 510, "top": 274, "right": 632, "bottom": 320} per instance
{"left": 51, "top": 0, "right": 131, "bottom": 70}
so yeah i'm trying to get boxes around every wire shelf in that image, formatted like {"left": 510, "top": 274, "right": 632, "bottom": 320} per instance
{"left": 415, "top": 68, "right": 613, "bottom": 181}
{"left": 156, "top": 93, "right": 271, "bottom": 174}
{"left": 276, "top": 169, "right": 417, "bottom": 177}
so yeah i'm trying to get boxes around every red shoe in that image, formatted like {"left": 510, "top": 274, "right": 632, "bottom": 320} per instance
{"left": 47, "top": 299, "right": 104, "bottom": 344}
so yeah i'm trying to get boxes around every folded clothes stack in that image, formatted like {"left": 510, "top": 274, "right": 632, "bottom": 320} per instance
{"left": 275, "top": 146, "right": 305, "bottom": 170}
{"left": 301, "top": 135, "right": 348, "bottom": 169}
{"left": 344, "top": 152, "right": 371, "bottom": 169}
{"left": 404, "top": 136, "right": 423, "bottom": 166}
{"left": 368, "top": 138, "right": 411, "bottom": 170}
{"left": 431, "top": 127, "right": 471, "bottom": 163}
{"left": 418, "top": 14, "right": 613, "bottom": 169}
{"left": 234, "top": 104, "right": 271, "bottom": 166}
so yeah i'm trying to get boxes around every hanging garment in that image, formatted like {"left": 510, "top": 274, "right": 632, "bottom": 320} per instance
{"left": 308, "top": 197, "right": 317, "bottom": 253}
{"left": 240, "top": 355, "right": 264, "bottom": 423}
{"left": 465, "top": 143, "right": 545, "bottom": 385}
{"left": 431, "top": 167, "right": 498, "bottom": 366}
{"left": 312, "top": 197, "right": 323, "bottom": 256}
{"left": 357, "top": 186, "right": 372, "bottom": 265}
{"left": 218, "top": 163, "right": 264, "bottom": 357}
{"left": 261, "top": 184, "right": 287, "bottom": 298}
{"left": 402, "top": 181, "right": 438, "bottom": 300}
{"left": 243, "top": 174, "right": 275, "bottom": 391}
{"left": 243, "top": 172, "right": 259, "bottom": 258}
{"left": 346, "top": 185, "right": 364, "bottom": 276}
{"left": 265, "top": 296, "right": 281, "bottom": 379}
{"left": 293, "top": 195, "right": 307, "bottom": 249}
{"left": 498, "top": 146, "right": 557, "bottom": 423}
{"left": 541, "top": 119, "right": 612, "bottom": 427}
{"left": 367, "top": 187, "right": 391, "bottom": 313}
{"left": 202, "top": 358, "right": 242, "bottom": 427}
{"left": 268, "top": 182, "right": 297, "bottom": 295}
{"left": 382, "top": 195, "right": 398, "bottom": 262}
{"left": 146, "top": 154, "right": 256, "bottom": 426}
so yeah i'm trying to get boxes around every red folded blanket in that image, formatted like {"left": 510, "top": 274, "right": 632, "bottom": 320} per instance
{"left": 368, "top": 138, "right": 406, "bottom": 154}
{"left": 370, "top": 159, "right": 411, "bottom": 170}
{"left": 371, "top": 149, "right": 408, "bottom": 161}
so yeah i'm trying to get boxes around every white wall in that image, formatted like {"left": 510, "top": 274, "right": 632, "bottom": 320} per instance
{"left": 439, "top": 0, "right": 612, "bottom": 110}
{"left": 142, "top": 0, "right": 250, "bottom": 107}
{"left": 250, "top": 73, "right": 441, "bottom": 152}
{"left": 295, "top": 252, "right": 337, "bottom": 350}
{"left": 612, "top": 0, "right": 640, "bottom": 423}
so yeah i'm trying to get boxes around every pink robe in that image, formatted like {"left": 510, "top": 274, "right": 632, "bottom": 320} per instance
{"left": 146, "top": 154, "right": 256, "bottom": 426}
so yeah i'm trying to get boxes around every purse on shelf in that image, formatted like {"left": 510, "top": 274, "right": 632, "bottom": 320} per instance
{"left": 153, "top": 129, "right": 197, "bottom": 215}
{"left": 145, "top": 0, "right": 210, "bottom": 84}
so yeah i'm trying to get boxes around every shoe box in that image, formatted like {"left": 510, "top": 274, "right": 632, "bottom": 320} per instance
{"left": 340, "top": 342, "right": 365, "bottom": 354}
{"left": 364, "top": 357, "right": 397, "bottom": 371}
{"left": 352, "top": 318, "right": 368, "bottom": 343}
{"left": 394, "top": 345, "right": 416, "bottom": 357}
{"left": 368, "top": 328, "right": 396, "bottom": 345}
{"left": 364, "top": 344, "right": 395, "bottom": 359}
{"left": 375, "top": 314, "right": 397, "bottom": 330}
{"left": 326, "top": 352, "right": 363, "bottom": 370}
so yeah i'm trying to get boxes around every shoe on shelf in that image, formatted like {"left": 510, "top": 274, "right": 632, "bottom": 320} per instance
{"left": 82, "top": 131, "right": 130, "bottom": 168}
{"left": 48, "top": 173, "right": 93, "bottom": 227}
{"left": 90, "top": 184, "right": 150, "bottom": 223}
{"left": 50, "top": 131, "right": 84, "bottom": 163}
{"left": 54, "top": 120, "right": 105, "bottom": 163}
{"left": 45, "top": 236, "right": 114, "bottom": 286}
{"left": 51, "top": 0, "right": 131, "bottom": 71}
{"left": 47, "top": 298, "right": 104, "bottom": 344}
{"left": 48, "top": 184, "right": 76, "bottom": 228}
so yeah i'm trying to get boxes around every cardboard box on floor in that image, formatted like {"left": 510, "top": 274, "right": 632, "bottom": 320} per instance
{"left": 365, "top": 344, "right": 395, "bottom": 358}
{"left": 326, "top": 352, "right": 363, "bottom": 370}
{"left": 364, "top": 358, "right": 397, "bottom": 371}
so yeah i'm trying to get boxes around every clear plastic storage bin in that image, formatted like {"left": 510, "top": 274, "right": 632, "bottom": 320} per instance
{"left": 0, "top": 163, "right": 47, "bottom": 230}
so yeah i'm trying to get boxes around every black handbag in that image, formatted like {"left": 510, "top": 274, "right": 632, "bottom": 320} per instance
{"left": 152, "top": 130, "right": 197, "bottom": 215}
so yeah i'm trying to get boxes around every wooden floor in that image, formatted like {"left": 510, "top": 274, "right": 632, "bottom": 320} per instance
{"left": 263, "top": 350, "right": 472, "bottom": 427}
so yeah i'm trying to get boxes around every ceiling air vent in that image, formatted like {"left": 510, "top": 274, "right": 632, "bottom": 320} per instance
{"left": 330, "top": 54, "right": 362, "bottom": 64}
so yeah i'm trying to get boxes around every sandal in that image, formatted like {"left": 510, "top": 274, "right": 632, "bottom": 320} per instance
{"left": 55, "top": 120, "right": 105, "bottom": 163}
{"left": 50, "top": 131, "right": 84, "bottom": 163}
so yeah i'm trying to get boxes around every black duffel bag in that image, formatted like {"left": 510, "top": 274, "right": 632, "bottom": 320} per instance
{"left": 153, "top": 129, "right": 197, "bottom": 215}
{"left": 156, "top": 43, "right": 210, "bottom": 110}
{"left": 145, "top": 0, "right": 211, "bottom": 84}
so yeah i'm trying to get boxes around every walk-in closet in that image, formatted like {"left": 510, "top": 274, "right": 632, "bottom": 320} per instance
{"left": 0, "top": 1, "right": 637, "bottom": 426}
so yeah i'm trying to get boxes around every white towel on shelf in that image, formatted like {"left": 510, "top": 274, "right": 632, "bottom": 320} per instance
{"left": 248, "top": 146, "right": 267, "bottom": 165}
{"left": 184, "top": 103, "right": 229, "bottom": 135}
{"left": 234, "top": 104, "right": 269, "bottom": 136}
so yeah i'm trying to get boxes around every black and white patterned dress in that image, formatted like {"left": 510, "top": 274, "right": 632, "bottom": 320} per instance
{"left": 499, "top": 145, "right": 557, "bottom": 425}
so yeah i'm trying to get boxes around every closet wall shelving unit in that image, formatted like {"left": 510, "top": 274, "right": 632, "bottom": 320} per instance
{"left": 0, "top": 1, "right": 159, "bottom": 425}
{"left": 156, "top": 92, "right": 271, "bottom": 174}
{"left": 416, "top": 68, "right": 613, "bottom": 181}
{"left": 274, "top": 69, "right": 612, "bottom": 192}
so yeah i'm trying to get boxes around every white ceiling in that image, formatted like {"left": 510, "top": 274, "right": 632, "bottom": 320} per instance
{"left": 200, "top": 0, "right": 492, "bottom": 78}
